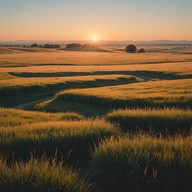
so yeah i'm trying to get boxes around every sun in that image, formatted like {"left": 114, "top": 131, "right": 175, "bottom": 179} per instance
{"left": 92, "top": 36, "right": 98, "bottom": 42}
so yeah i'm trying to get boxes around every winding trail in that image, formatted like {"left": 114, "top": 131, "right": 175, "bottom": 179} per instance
{"left": 14, "top": 96, "right": 53, "bottom": 110}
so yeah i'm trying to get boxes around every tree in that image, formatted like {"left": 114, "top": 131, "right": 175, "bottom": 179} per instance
{"left": 43, "top": 44, "right": 60, "bottom": 48}
{"left": 31, "top": 43, "right": 38, "bottom": 48}
{"left": 66, "top": 43, "right": 82, "bottom": 49}
{"left": 125, "top": 44, "right": 137, "bottom": 53}
{"left": 138, "top": 48, "right": 145, "bottom": 53}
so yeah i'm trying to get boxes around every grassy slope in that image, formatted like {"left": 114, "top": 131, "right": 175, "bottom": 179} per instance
{"left": 40, "top": 79, "right": 192, "bottom": 114}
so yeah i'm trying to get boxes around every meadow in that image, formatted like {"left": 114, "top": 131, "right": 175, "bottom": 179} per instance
{"left": 0, "top": 45, "right": 192, "bottom": 191}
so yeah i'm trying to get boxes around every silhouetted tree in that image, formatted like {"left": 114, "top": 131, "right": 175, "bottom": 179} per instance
{"left": 66, "top": 43, "right": 82, "bottom": 49}
{"left": 43, "top": 44, "right": 60, "bottom": 48}
{"left": 138, "top": 48, "right": 145, "bottom": 53}
{"left": 31, "top": 43, "right": 38, "bottom": 48}
{"left": 126, "top": 44, "right": 137, "bottom": 53}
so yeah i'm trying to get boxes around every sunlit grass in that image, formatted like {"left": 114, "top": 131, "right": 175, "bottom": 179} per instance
{"left": 51, "top": 79, "right": 192, "bottom": 110}
{"left": 0, "top": 119, "right": 119, "bottom": 161}
{"left": 1, "top": 49, "right": 192, "bottom": 67}
{"left": 0, "top": 157, "right": 90, "bottom": 192}
{"left": 0, "top": 108, "right": 83, "bottom": 127}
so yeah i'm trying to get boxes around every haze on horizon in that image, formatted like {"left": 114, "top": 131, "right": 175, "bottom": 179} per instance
{"left": 1, "top": 0, "right": 192, "bottom": 41}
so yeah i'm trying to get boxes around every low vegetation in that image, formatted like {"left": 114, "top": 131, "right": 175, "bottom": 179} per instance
{"left": 106, "top": 108, "right": 192, "bottom": 134}
{"left": 50, "top": 79, "right": 192, "bottom": 112}
{"left": 0, "top": 108, "right": 83, "bottom": 127}
{"left": 0, "top": 157, "right": 89, "bottom": 192}
{"left": 91, "top": 135, "right": 192, "bottom": 192}
{"left": 0, "top": 119, "right": 119, "bottom": 161}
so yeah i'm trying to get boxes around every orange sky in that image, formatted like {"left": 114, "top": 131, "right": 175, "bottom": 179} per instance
{"left": 1, "top": 0, "right": 192, "bottom": 41}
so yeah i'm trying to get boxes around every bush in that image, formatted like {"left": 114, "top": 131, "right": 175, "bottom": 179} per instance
{"left": 138, "top": 48, "right": 145, "bottom": 53}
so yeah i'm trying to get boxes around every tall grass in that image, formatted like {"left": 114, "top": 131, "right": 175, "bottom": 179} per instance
{"left": 0, "top": 157, "right": 90, "bottom": 192}
{"left": 0, "top": 120, "right": 119, "bottom": 162}
{"left": 0, "top": 108, "right": 83, "bottom": 127}
{"left": 106, "top": 108, "right": 192, "bottom": 135}
{"left": 91, "top": 135, "right": 192, "bottom": 192}
{"left": 54, "top": 79, "right": 192, "bottom": 110}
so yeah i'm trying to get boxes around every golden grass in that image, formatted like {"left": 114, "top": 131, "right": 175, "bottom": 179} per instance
{"left": 0, "top": 49, "right": 192, "bottom": 66}
{"left": 54, "top": 79, "right": 192, "bottom": 109}
{"left": 59, "top": 79, "right": 192, "bottom": 100}
{"left": 0, "top": 74, "right": 136, "bottom": 88}
{"left": 0, "top": 119, "right": 119, "bottom": 161}
{"left": 0, "top": 157, "right": 90, "bottom": 192}
{"left": 1, "top": 62, "right": 192, "bottom": 76}
{"left": 91, "top": 135, "right": 192, "bottom": 192}
{"left": 0, "top": 107, "right": 83, "bottom": 127}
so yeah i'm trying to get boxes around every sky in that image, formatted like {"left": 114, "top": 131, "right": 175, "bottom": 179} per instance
{"left": 0, "top": 0, "right": 192, "bottom": 41}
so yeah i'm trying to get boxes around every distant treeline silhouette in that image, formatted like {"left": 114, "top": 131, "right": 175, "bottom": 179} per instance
{"left": 31, "top": 43, "right": 60, "bottom": 48}
{"left": 66, "top": 43, "right": 97, "bottom": 49}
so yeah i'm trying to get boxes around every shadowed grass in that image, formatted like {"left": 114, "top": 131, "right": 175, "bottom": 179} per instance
{"left": 0, "top": 157, "right": 90, "bottom": 192}
{"left": 106, "top": 108, "right": 192, "bottom": 135}
{"left": 91, "top": 135, "right": 192, "bottom": 192}
{"left": 0, "top": 120, "right": 119, "bottom": 162}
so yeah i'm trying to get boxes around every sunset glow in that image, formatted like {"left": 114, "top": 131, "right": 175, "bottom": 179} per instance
{"left": 92, "top": 36, "right": 98, "bottom": 42}
{"left": 0, "top": 0, "right": 192, "bottom": 41}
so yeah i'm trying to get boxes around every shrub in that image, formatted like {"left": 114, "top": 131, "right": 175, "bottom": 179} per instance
{"left": 138, "top": 48, "right": 145, "bottom": 53}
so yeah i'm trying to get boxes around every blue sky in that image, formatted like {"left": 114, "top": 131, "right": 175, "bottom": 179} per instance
{"left": 0, "top": 0, "right": 192, "bottom": 40}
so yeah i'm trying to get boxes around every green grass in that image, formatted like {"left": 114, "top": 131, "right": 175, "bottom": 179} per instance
{"left": 0, "top": 119, "right": 119, "bottom": 162}
{"left": 106, "top": 108, "right": 192, "bottom": 135}
{"left": 91, "top": 135, "right": 192, "bottom": 192}
{"left": 0, "top": 157, "right": 90, "bottom": 192}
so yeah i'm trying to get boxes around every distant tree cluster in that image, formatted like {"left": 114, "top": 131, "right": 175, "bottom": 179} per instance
{"left": 42, "top": 44, "right": 60, "bottom": 48}
{"left": 66, "top": 43, "right": 82, "bottom": 49}
{"left": 30, "top": 43, "right": 60, "bottom": 48}
{"left": 125, "top": 44, "right": 145, "bottom": 53}
{"left": 66, "top": 43, "right": 97, "bottom": 49}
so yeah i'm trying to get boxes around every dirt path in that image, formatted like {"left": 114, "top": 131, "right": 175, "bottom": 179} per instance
{"left": 14, "top": 97, "right": 53, "bottom": 110}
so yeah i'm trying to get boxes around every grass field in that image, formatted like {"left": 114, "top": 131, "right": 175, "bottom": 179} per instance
{"left": 91, "top": 135, "right": 192, "bottom": 192}
{"left": 0, "top": 45, "right": 192, "bottom": 191}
